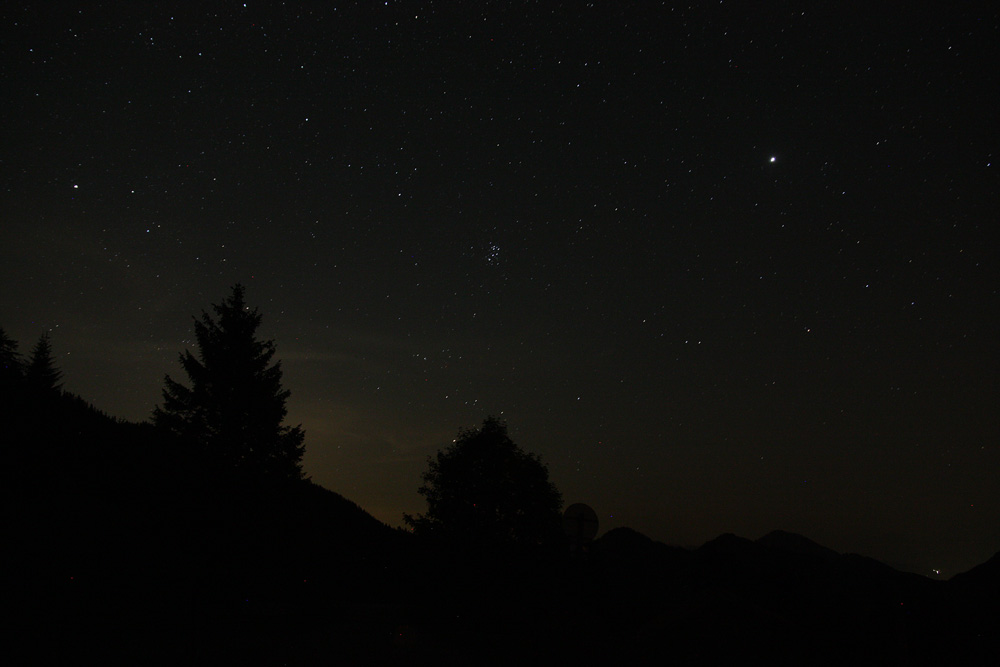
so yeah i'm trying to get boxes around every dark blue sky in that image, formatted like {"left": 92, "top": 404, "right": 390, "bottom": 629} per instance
{"left": 2, "top": 2, "right": 997, "bottom": 576}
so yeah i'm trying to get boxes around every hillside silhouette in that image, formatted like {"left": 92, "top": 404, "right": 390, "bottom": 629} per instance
{"left": 2, "top": 319, "right": 998, "bottom": 665}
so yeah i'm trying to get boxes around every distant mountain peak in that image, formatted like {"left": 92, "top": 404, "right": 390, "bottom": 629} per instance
{"left": 949, "top": 549, "right": 1000, "bottom": 592}
{"left": 599, "top": 526, "right": 655, "bottom": 544}
{"left": 756, "top": 530, "right": 839, "bottom": 559}
{"left": 697, "top": 532, "right": 757, "bottom": 555}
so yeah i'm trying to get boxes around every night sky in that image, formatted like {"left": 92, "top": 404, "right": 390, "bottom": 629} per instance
{"left": 3, "top": 3, "right": 997, "bottom": 577}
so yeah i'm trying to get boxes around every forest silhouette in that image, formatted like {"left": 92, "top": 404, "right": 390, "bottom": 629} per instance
{"left": 2, "top": 288, "right": 998, "bottom": 665}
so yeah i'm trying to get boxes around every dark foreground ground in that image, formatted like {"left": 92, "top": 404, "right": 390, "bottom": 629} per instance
{"left": 10, "top": 526, "right": 1000, "bottom": 666}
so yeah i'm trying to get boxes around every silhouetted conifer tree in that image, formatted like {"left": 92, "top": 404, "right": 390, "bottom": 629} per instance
{"left": 0, "top": 327, "right": 22, "bottom": 386}
{"left": 405, "top": 417, "right": 563, "bottom": 550}
{"left": 25, "top": 333, "right": 62, "bottom": 393}
{"left": 153, "top": 284, "right": 305, "bottom": 481}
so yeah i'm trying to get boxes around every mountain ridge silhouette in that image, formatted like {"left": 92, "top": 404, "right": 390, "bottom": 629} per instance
{"left": 4, "top": 381, "right": 998, "bottom": 664}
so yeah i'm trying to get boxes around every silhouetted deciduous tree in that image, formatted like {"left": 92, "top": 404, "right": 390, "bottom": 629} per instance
{"left": 405, "top": 417, "right": 563, "bottom": 550}
{"left": 25, "top": 333, "right": 62, "bottom": 393}
{"left": 153, "top": 284, "right": 305, "bottom": 481}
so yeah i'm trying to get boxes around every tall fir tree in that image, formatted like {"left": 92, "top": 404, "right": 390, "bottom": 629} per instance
{"left": 153, "top": 284, "right": 305, "bottom": 481}
{"left": 25, "top": 333, "right": 63, "bottom": 393}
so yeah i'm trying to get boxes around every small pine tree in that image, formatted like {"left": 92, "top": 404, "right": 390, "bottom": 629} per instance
{"left": 153, "top": 284, "right": 305, "bottom": 481}
{"left": 0, "top": 327, "right": 24, "bottom": 403}
{"left": 0, "top": 327, "right": 22, "bottom": 382}
{"left": 25, "top": 333, "right": 63, "bottom": 393}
